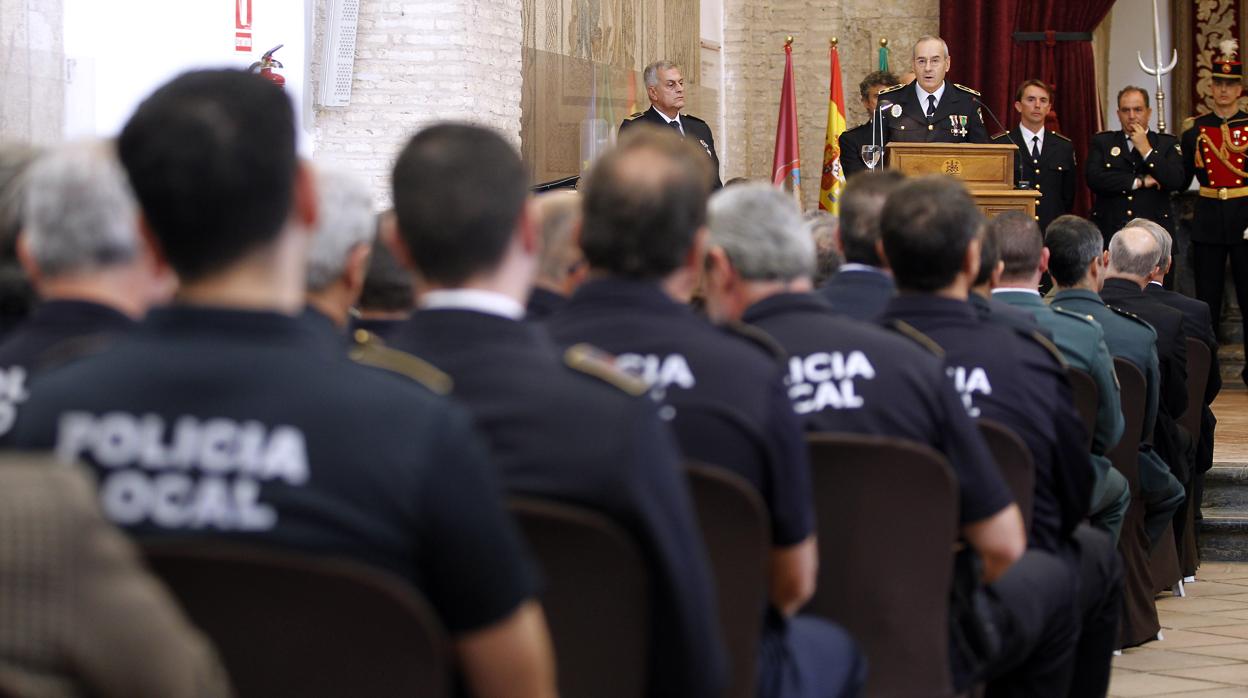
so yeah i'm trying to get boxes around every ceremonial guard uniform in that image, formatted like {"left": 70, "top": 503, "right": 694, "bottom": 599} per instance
{"left": 1086, "top": 130, "right": 1185, "bottom": 243}
{"left": 877, "top": 80, "right": 990, "bottom": 144}
{"left": 1181, "top": 45, "right": 1248, "bottom": 384}
{"left": 619, "top": 106, "right": 722, "bottom": 188}
{"left": 383, "top": 305, "right": 727, "bottom": 698}
{"left": 991, "top": 129, "right": 1077, "bottom": 231}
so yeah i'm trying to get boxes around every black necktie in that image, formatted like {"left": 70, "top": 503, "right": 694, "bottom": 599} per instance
{"left": 668, "top": 119, "right": 683, "bottom": 137}
{"left": 1031, "top": 136, "right": 1040, "bottom": 160}
{"left": 926, "top": 95, "right": 937, "bottom": 119}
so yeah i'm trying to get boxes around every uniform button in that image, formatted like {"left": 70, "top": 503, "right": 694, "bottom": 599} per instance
{"left": 928, "top": 124, "right": 934, "bottom": 131}
{"left": 1127, "top": 209, "right": 1133, "bottom": 215}
{"left": 1105, "top": 163, "right": 1111, "bottom": 168}
{"left": 1127, "top": 195, "right": 1133, "bottom": 201}
{"left": 1035, "top": 168, "right": 1041, "bottom": 173}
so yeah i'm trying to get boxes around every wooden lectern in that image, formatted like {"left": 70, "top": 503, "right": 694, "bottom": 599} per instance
{"left": 885, "top": 142, "right": 1040, "bottom": 219}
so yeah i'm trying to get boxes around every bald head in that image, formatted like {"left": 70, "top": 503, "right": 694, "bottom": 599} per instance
{"left": 1106, "top": 226, "right": 1161, "bottom": 282}
{"left": 533, "top": 190, "right": 585, "bottom": 291}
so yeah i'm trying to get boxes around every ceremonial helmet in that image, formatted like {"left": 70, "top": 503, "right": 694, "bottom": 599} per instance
{"left": 1214, "top": 39, "right": 1243, "bottom": 80}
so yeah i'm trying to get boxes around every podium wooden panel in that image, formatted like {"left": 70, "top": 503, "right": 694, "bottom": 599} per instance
{"left": 885, "top": 142, "right": 1039, "bottom": 218}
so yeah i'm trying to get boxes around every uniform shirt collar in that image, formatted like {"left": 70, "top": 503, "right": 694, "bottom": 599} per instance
{"left": 1147, "top": 280, "right": 1164, "bottom": 288}
{"left": 916, "top": 81, "right": 946, "bottom": 106}
{"left": 1018, "top": 123, "right": 1044, "bottom": 151}
{"left": 1052, "top": 288, "right": 1105, "bottom": 305}
{"left": 651, "top": 106, "right": 683, "bottom": 132}
{"left": 991, "top": 287, "right": 1042, "bottom": 297}
{"left": 838, "top": 263, "right": 888, "bottom": 275}
{"left": 420, "top": 289, "right": 525, "bottom": 320}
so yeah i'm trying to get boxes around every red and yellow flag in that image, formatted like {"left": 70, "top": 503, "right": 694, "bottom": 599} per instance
{"left": 772, "top": 38, "right": 802, "bottom": 202}
{"left": 819, "top": 40, "right": 848, "bottom": 213}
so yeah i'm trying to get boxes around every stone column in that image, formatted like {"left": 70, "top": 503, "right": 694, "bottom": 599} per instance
{"left": 0, "top": 0, "right": 65, "bottom": 144}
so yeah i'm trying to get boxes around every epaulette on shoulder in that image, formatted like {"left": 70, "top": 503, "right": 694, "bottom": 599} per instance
{"left": 680, "top": 113, "right": 707, "bottom": 124}
{"left": 349, "top": 330, "right": 453, "bottom": 396}
{"left": 953, "top": 83, "right": 981, "bottom": 96}
{"left": 1095, "top": 129, "right": 1117, "bottom": 136}
{"left": 625, "top": 111, "right": 646, "bottom": 121}
{"left": 878, "top": 82, "right": 905, "bottom": 95}
{"left": 886, "top": 319, "right": 945, "bottom": 358}
{"left": 1181, "top": 115, "right": 1198, "bottom": 132}
{"left": 1108, "top": 304, "right": 1158, "bottom": 334}
{"left": 1025, "top": 328, "right": 1068, "bottom": 369}
{"left": 563, "top": 344, "right": 648, "bottom": 397}
{"left": 721, "top": 322, "right": 787, "bottom": 363}
{"left": 1227, "top": 115, "right": 1248, "bottom": 127}
{"left": 1051, "top": 306, "right": 1098, "bottom": 325}
{"left": 991, "top": 130, "right": 1009, "bottom": 140}
{"left": 1049, "top": 131, "right": 1071, "bottom": 142}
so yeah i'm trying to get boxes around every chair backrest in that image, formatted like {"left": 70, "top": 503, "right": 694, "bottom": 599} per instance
{"left": 805, "top": 433, "right": 959, "bottom": 698}
{"left": 508, "top": 497, "right": 650, "bottom": 698}
{"left": 142, "top": 542, "right": 450, "bottom": 698}
{"left": 686, "top": 462, "right": 770, "bottom": 698}
{"left": 1181, "top": 337, "right": 1211, "bottom": 438}
{"left": 1067, "top": 367, "right": 1099, "bottom": 450}
{"left": 976, "top": 419, "right": 1035, "bottom": 532}
{"left": 1108, "top": 358, "right": 1147, "bottom": 492}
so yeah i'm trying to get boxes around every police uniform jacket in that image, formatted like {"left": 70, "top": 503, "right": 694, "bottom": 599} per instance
{"left": 816, "top": 266, "right": 896, "bottom": 322}
{"left": 386, "top": 307, "right": 727, "bottom": 698}
{"left": 877, "top": 80, "right": 990, "bottom": 144}
{"left": 1146, "top": 281, "right": 1222, "bottom": 403}
{"left": 1180, "top": 110, "right": 1248, "bottom": 244}
{"left": 546, "top": 278, "right": 815, "bottom": 549}
{"left": 991, "top": 128, "right": 1076, "bottom": 231}
{"left": 0, "top": 300, "right": 135, "bottom": 442}
{"left": 9, "top": 306, "right": 538, "bottom": 637}
{"left": 619, "top": 106, "right": 722, "bottom": 189}
{"left": 881, "top": 294, "right": 1094, "bottom": 552}
{"left": 838, "top": 121, "right": 874, "bottom": 179}
{"left": 993, "top": 290, "right": 1124, "bottom": 462}
{"left": 1086, "top": 129, "right": 1185, "bottom": 240}
{"left": 524, "top": 286, "right": 567, "bottom": 321}
{"left": 968, "top": 292, "right": 1047, "bottom": 337}
{"left": 743, "top": 292, "right": 1013, "bottom": 526}
{"left": 345, "top": 316, "right": 404, "bottom": 343}
{"left": 300, "top": 305, "right": 349, "bottom": 356}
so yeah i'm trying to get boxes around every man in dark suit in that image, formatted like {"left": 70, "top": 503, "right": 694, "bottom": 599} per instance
{"left": 1087, "top": 87, "right": 1185, "bottom": 287}
{"left": 839, "top": 70, "right": 898, "bottom": 179}
{"left": 618, "top": 60, "right": 721, "bottom": 189}
{"left": 991, "top": 79, "right": 1076, "bottom": 232}
{"left": 817, "top": 170, "right": 901, "bottom": 321}
{"left": 878, "top": 36, "right": 989, "bottom": 144}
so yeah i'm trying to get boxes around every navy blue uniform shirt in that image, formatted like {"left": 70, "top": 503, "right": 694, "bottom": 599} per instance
{"left": 10, "top": 306, "right": 537, "bottom": 635}
{"left": 546, "top": 278, "right": 815, "bottom": 547}
{"left": 881, "top": 295, "right": 1093, "bottom": 551}
{"left": 743, "top": 292, "right": 1012, "bottom": 525}
{"left": 816, "top": 266, "right": 896, "bottom": 322}
{"left": 387, "top": 307, "right": 727, "bottom": 698}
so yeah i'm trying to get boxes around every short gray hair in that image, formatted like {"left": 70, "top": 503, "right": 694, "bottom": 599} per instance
{"left": 913, "top": 35, "right": 950, "bottom": 59}
{"left": 23, "top": 139, "right": 140, "bottom": 277}
{"left": 643, "top": 61, "right": 679, "bottom": 88}
{"left": 803, "top": 210, "right": 841, "bottom": 285}
{"left": 535, "top": 190, "right": 582, "bottom": 284}
{"left": 1126, "top": 217, "right": 1171, "bottom": 270}
{"left": 708, "top": 182, "right": 814, "bottom": 281}
{"left": 306, "top": 167, "right": 376, "bottom": 292}
{"left": 1107, "top": 226, "right": 1161, "bottom": 277}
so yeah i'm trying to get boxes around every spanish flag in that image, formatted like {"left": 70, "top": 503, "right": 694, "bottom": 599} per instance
{"left": 819, "top": 41, "right": 847, "bottom": 213}
{"left": 772, "top": 38, "right": 802, "bottom": 201}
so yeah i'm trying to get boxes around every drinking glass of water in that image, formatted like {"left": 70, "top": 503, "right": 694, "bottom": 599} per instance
{"left": 861, "top": 145, "right": 882, "bottom": 171}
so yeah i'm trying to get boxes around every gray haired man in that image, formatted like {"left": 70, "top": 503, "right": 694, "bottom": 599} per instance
{"left": 618, "top": 60, "right": 721, "bottom": 188}
{"left": 302, "top": 166, "right": 377, "bottom": 348}
{"left": 0, "top": 139, "right": 173, "bottom": 437}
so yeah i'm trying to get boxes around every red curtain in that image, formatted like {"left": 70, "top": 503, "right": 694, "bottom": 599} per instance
{"left": 941, "top": 0, "right": 1116, "bottom": 215}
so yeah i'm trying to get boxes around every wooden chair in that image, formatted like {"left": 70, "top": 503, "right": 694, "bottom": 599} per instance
{"left": 805, "top": 433, "right": 960, "bottom": 698}
{"left": 686, "top": 462, "right": 770, "bottom": 698}
{"left": 509, "top": 497, "right": 650, "bottom": 698}
{"left": 1108, "top": 358, "right": 1161, "bottom": 648}
{"left": 143, "top": 542, "right": 450, "bottom": 698}
{"left": 976, "top": 419, "right": 1035, "bottom": 532}
{"left": 1067, "top": 367, "right": 1099, "bottom": 451}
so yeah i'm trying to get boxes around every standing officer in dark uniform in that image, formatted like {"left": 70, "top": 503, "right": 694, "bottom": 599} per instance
{"left": 991, "top": 79, "right": 1076, "bottom": 232}
{"left": 382, "top": 122, "right": 727, "bottom": 698}
{"left": 8, "top": 69, "right": 558, "bottom": 698}
{"left": 839, "top": 70, "right": 898, "bottom": 178}
{"left": 1087, "top": 86, "right": 1186, "bottom": 286}
{"left": 1181, "top": 40, "right": 1248, "bottom": 384}
{"left": 619, "top": 60, "right": 721, "bottom": 188}
{"left": 547, "top": 127, "right": 865, "bottom": 698}
{"left": 877, "top": 176, "right": 1122, "bottom": 697}
{"left": 877, "top": 35, "right": 990, "bottom": 145}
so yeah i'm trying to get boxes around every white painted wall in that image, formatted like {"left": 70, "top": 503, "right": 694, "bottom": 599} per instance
{"left": 1106, "top": 0, "right": 1174, "bottom": 133}
{"left": 63, "top": 0, "right": 311, "bottom": 149}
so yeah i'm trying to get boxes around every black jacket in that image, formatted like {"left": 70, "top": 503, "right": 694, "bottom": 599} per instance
{"left": 619, "top": 106, "right": 722, "bottom": 188}
{"left": 1087, "top": 130, "right": 1185, "bottom": 240}
{"left": 991, "top": 128, "right": 1076, "bottom": 231}
{"left": 816, "top": 267, "right": 895, "bottom": 322}
{"left": 878, "top": 80, "right": 990, "bottom": 144}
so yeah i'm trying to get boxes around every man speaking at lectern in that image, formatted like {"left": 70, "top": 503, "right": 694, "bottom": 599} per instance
{"left": 878, "top": 36, "right": 990, "bottom": 145}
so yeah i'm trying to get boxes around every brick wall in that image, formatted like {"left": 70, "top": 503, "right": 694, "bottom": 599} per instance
{"left": 0, "top": 0, "right": 65, "bottom": 144}
{"left": 310, "top": 0, "right": 523, "bottom": 205}
{"left": 720, "top": 0, "right": 938, "bottom": 209}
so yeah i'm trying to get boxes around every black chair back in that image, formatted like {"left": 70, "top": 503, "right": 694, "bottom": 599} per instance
{"left": 509, "top": 497, "right": 649, "bottom": 698}
{"left": 686, "top": 462, "right": 770, "bottom": 698}
{"left": 143, "top": 542, "right": 450, "bottom": 698}
{"left": 976, "top": 419, "right": 1035, "bottom": 532}
{"left": 1067, "top": 367, "right": 1099, "bottom": 450}
{"left": 805, "top": 433, "right": 959, "bottom": 698}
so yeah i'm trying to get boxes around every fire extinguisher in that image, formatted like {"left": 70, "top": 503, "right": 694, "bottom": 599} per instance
{"left": 249, "top": 44, "right": 285, "bottom": 88}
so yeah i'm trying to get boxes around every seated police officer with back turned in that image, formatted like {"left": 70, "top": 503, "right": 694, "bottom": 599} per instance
{"left": 619, "top": 60, "right": 722, "bottom": 189}
{"left": 990, "top": 80, "right": 1076, "bottom": 232}
{"left": 546, "top": 125, "right": 865, "bottom": 698}
{"left": 839, "top": 70, "right": 898, "bottom": 179}
{"left": 7, "top": 69, "right": 558, "bottom": 698}
{"left": 525, "top": 190, "right": 587, "bottom": 320}
{"left": 348, "top": 221, "right": 414, "bottom": 342}
{"left": 816, "top": 170, "right": 901, "bottom": 321}
{"left": 379, "top": 122, "right": 727, "bottom": 698}
{"left": 878, "top": 36, "right": 989, "bottom": 145}
{"left": 0, "top": 140, "right": 175, "bottom": 442}
{"left": 878, "top": 176, "right": 1121, "bottom": 698}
